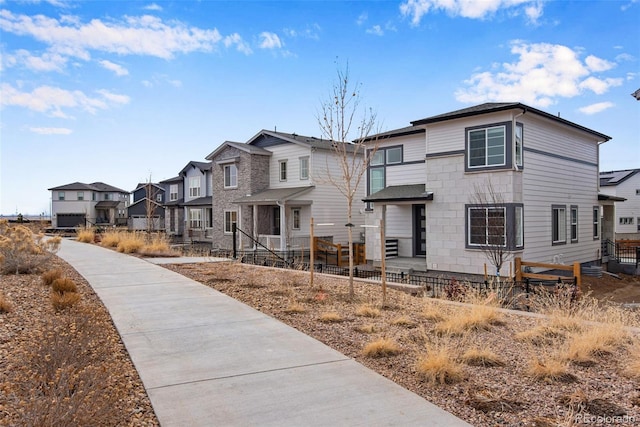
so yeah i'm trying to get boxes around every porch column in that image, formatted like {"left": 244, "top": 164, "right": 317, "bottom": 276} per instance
{"left": 253, "top": 204, "right": 258, "bottom": 250}
{"left": 238, "top": 204, "right": 243, "bottom": 249}
{"left": 279, "top": 203, "right": 286, "bottom": 252}
{"left": 382, "top": 205, "right": 387, "bottom": 261}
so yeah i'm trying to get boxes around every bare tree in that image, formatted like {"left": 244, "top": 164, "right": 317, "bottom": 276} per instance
{"left": 470, "top": 180, "right": 513, "bottom": 280}
{"left": 317, "top": 62, "right": 380, "bottom": 300}
{"left": 144, "top": 175, "right": 160, "bottom": 233}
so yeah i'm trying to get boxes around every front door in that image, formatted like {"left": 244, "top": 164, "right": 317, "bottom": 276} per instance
{"left": 413, "top": 204, "right": 426, "bottom": 256}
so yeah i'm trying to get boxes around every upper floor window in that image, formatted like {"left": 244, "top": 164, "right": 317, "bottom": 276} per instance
{"left": 77, "top": 192, "right": 84, "bottom": 201}
{"left": 156, "top": 193, "right": 163, "bottom": 202}
{"left": 386, "top": 147, "right": 402, "bottom": 164}
{"left": 515, "top": 125, "right": 523, "bottom": 168}
{"left": 189, "top": 176, "right": 201, "bottom": 197}
{"left": 570, "top": 206, "right": 578, "bottom": 242}
{"left": 169, "top": 184, "right": 178, "bottom": 201}
{"left": 58, "top": 191, "right": 65, "bottom": 201}
{"left": 299, "top": 157, "right": 309, "bottom": 180}
{"left": 367, "top": 146, "right": 403, "bottom": 197}
{"left": 468, "top": 126, "right": 506, "bottom": 168}
{"left": 552, "top": 205, "right": 566, "bottom": 245}
{"left": 92, "top": 193, "right": 96, "bottom": 201}
{"left": 279, "top": 160, "right": 287, "bottom": 181}
{"left": 103, "top": 193, "right": 111, "bottom": 201}
{"left": 224, "top": 164, "right": 237, "bottom": 188}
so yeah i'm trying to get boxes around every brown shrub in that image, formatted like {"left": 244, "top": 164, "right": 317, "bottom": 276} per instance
{"left": 0, "top": 292, "right": 12, "bottom": 313}
{"left": 355, "top": 303, "right": 380, "bottom": 318}
{"left": 462, "top": 348, "right": 506, "bottom": 367}
{"left": 52, "top": 277, "right": 78, "bottom": 294}
{"left": 76, "top": 228, "right": 95, "bottom": 243}
{"left": 41, "top": 268, "right": 63, "bottom": 286}
{"left": 416, "top": 339, "right": 465, "bottom": 385}
{"left": 362, "top": 338, "right": 401, "bottom": 358}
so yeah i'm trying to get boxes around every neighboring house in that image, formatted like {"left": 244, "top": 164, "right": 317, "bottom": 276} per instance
{"left": 160, "top": 175, "right": 185, "bottom": 238}
{"left": 363, "top": 102, "right": 612, "bottom": 276}
{"left": 205, "top": 130, "right": 366, "bottom": 253}
{"left": 180, "top": 161, "right": 213, "bottom": 242}
{"left": 128, "top": 183, "right": 166, "bottom": 231}
{"left": 48, "top": 182, "right": 129, "bottom": 228}
{"left": 600, "top": 169, "right": 639, "bottom": 239}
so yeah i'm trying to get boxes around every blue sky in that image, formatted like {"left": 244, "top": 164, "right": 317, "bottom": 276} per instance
{"left": 1, "top": 0, "right": 639, "bottom": 215}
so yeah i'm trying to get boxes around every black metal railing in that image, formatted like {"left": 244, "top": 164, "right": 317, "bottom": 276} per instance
{"left": 603, "top": 239, "right": 639, "bottom": 267}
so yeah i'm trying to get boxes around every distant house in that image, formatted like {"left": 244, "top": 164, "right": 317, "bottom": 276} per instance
{"left": 160, "top": 175, "right": 185, "bottom": 238}
{"left": 363, "top": 102, "right": 612, "bottom": 276}
{"left": 128, "top": 183, "right": 165, "bottom": 231}
{"left": 600, "top": 169, "right": 639, "bottom": 239}
{"left": 205, "top": 130, "right": 366, "bottom": 253}
{"left": 48, "top": 182, "right": 129, "bottom": 228}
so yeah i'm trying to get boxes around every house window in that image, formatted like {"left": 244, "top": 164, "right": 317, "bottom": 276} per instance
{"left": 279, "top": 160, "right": 287, "bottom": 181}
{"left": 636, "top": 189, "right": 640, "bottom": 195}
{"left": 552, "top": 205, "right": 566, "bottom": 245}
{"left": 369, "top": 169, "right": 385, "bottom": 195}
{"left": 386, "top": 147, "right": 402, "bottom": 164}
{"left": 92, "top": 193, "right": 96, "bottom": 201}
{"left": 637, "top": 217, "right": 640, "bottom": 232}
{"left": 367, "top": 146, "right": 402, "bottom": 197}
{"left": 169, "top": 184, "right": 178, "bottom": 201}
{"left": 156, "top": 193, "right": 163, "bottom": 202}
{"left": 224, "top": 164, "right": 237, "bottom": 188}
{"left": 515, "top": 124, "right": 523, "bottom": 168}
{"left": 570, "top": 206, "right": 578, "bottom": 242}
{"left": 299, "top": 157, "right": 309, "bottom": 180}
{"left": 77, "top": 192, "right": 84, "bottom": 201}
{"left": 593, "top": 207, "right": 600, "bottom": 239}
{"left": 58, "top": 192, "right": 65, "bottom": 201}
{"left": 468, "top": 126, "right": 506, "bottom": 168}
{"left": 619, "top": 217, "right": 634, "bottom": 225}
{"left": 468, "top": 206, "right": 506, "bottom": 247}
{"left": 224, "top": 210, "right": 237, "bottom": 234}
{"left": 189, "top": 209, "right": 202, "bottom": 229}
{"left": 189, "top": 177, "right": 201, "bottom": 197}
{"left": 515, "top": 205, "right": 524, "bottom": 247}
{"left": 104, "top": 193, "right": 111, "bottom": 201}
{"left": 292, "top": 208, "right": 301, "bottom": 230}
{"left": 370, "top": 150, "right": 384, "bottom": 166}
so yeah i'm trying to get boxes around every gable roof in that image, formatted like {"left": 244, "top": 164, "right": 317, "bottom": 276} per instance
{"left": 362, "top": 184, "right": 433, "bottom": 203}
{"left": 205, "top": 140, "right": 272, "bottom": 161}
{"left": 247, "top": 129, "right": 357, "bottom": 152}
{"left": 48, "top": 181, "right": 128, "bottom": 193}
{"left": 132, "top": 183, "right": 164, "bottom": 192}
{"left": 600, "top": 169, "right": 640, "bottom": 187}
{"left": 411, "top": 102, "right": 611, "bottom": 141}
{"left": 179, "top": 161, "right": 211, "bottom": 176}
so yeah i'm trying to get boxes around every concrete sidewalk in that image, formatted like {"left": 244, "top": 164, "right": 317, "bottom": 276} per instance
{"left": 57, "top": 239, "right": 470, "bottom": 427}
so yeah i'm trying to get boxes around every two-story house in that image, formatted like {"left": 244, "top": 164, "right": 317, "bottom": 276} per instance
{"left": 48, "top": 182, "right": 129, "bottom": 229}
{"left": 205, "top": 130, "right": 366, "bottom": 254}
{"left": 178, "top": 161, "right": 213, "bottom": 242}
{"left": 600, "top": 168, "right": 639, "bottom": 239}
{"left": 160, "top": 175, "right": 185, "bottom": 238}
{"left": 128, "top": 183, "right": 165, "bottom": 231}
{"left": 363, "top": 102, "right": 612, "bottom": 276}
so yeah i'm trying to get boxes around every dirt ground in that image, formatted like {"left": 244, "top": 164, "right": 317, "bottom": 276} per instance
{"left": 582, "top": 273, "right": 640, "bottom": 304}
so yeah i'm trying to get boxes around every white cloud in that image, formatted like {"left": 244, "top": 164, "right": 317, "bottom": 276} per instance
{"left": 143, "top": 3, "right": 163, "bottom": 11}
{"left": 400, "top": 0, "right": 544, "bottom": 25}
{"left": 283, "top": 24, "right": 321, "bottom": 40}
{"left": 455, "top": 41, "right": 624, "bottom": 107}
{"left": 0, "top": 10, "right": 224, "bottom": 60}
{"left": 615, "top": 52, "right": 635, "bottom": 62}
{"left": 2, "top": 49, "right": 68, "bottom": 72}
{"left": 29, "top": 126, "right": 73, "bottom": 135}
{"left": 0, "top": 83, "right": 128, "bottom": 117}
{"left": 366, "top": 25, "right": 384, "bottom": 36}
{"left": 98, "top": 59, "right": 129, "bottom": 76}
{"left": 579, "top": 102, "right": 614, "bottom": 115}
{"left": 224, "top": 33, "right": 253, "bottom": 55}
{"left": 259, "top": 32, "right": 282, "bottom": 49}
{"left": 357, "top": 12, "right": 368, "bottom": 26}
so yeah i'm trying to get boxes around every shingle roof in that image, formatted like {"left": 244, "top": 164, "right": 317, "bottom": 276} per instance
{"left": 95, "top": 201, "right": 121, "bottom": 208}
{"left": 234, "top": 186, "right": 315, "bottom": 204}
{"left": 48, "top": 181, "right": 128, "bottom": 193}
{"left": 599, "top": 169, "right": 640, "bottom": 186}
{"left": 362, "top": 184, "right": 433, "bottom": 203}
{"left": 249, "top": 130, "right": 358, "bottom": 153}
{"left": 159, "top": 176, "right": 182, "bottom": 184}
{"left": 411, "top": 102, "right": 610, "bottom": 141}
{"left": 205, "top": 140, "right": 272, "bottom": 160}
{"left": 183, "top": 196, "right": 213, "bottom": 206}
{"left": 364, "top": 125, "right": 424, "bottom": 141}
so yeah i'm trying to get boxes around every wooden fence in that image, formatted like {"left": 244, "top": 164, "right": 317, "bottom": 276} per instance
{"left": 514, "top": 257, "right": 581, "bottom": 290}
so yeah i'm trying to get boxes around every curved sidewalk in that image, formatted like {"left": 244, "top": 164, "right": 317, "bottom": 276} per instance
{"left": 57, "top": 239, "right": 470, "bottom": 427}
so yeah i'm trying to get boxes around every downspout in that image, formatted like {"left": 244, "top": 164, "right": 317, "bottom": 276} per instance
{"left": 512, "top": 108, "right": 526, "bottom": 171}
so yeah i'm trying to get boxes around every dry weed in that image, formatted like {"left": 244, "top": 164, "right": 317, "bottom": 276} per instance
{"left": 391, "top": 315, "right": 415, "bottom": 327}
{"left": 462, "top": 347, "right": 505, "bottom": 367}
{"left": 100, "top": 230, "right": 123, "bottom": 248}
{"left": 52, "top": 277, "right": 78, "bottom": 294}
{"left": 625, "top": 343, "right": 640, "bottom": 379}
{"left": 51, "top": 291, "right": 81, "bottom": 311}
{"left": 41, "top": 268, "right": 63, "bottom": 286}
{"left": 362, "top": 338, "right": 401, "bottom": 358}
{"left": 355, "top": 303, "right": 381, "bottom": 318}
{"left": 420, "top": 298, "right": 445, "bottom": 321}
{"left": 416, "top": 337, "right": 465, "bottom": 384}
{"left": 435, "top": 304, "right": 502, "bottom": 336}
{"left": 515, "top": 325, "right": 565, "bottom": 346}
{"left": 354, "top": 324, "right": 378, "bottom": 334}
{"left": 284, "top": 301, "right": 306, "bottom": 314}
{"left": 0, "top": 222, "right": 58, "bottom": 274}
{"left": 0, "top": 292, "right": 12, "bottom": 313}
{"left": 76, "top": 227, "right": 95, "bottom": 243}
{"left": 318, "top": 311, "right": 343, "bottom": 323}
{"left": 527, "top": 355, "right": 577, "bottom": 383}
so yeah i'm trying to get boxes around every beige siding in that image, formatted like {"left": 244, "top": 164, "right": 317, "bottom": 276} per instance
{"left": 267, "top": 144, "right": 313, "bottom": 188}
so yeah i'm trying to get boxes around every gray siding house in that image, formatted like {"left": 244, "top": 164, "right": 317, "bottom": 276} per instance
{"left": 160, "top": 175, "right": 185, "bottom": 238}
{"left": 128, "top": 183, "right": 165, "bottom": 231}
{"left": 48, "top": 182, "right": 129, "bottom": 228}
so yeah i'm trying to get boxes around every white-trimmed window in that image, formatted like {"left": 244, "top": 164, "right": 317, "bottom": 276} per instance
{"left": 468, "top": 206, "right": 506, "bottom": 247}
{"left": 189, "top": 177, "right": 201, "bottom": 197}
{"left": 619, "top": 217, "right": 634, "bottom": 225}
{"left": 593, "top": 207, "right": 600, "bottom": 239}
{"left": 552, "top": 205, "right": 566, "bottom": 245}
{"left": 386, "top": 147, "right": 402, "bottom": 164}
{"left": 279, "top": 160, "right": 287, "bottom": 181}
{"left": 292, "top": 208, "right": 301, "bottom": 230}
{"left": 58, "top": 191, "right": 65, "bottom": 201}
{"left": 570, "top": 206, "right": 578, "bottom": 242}
{"left": 370, "top": 150, "right": 384, "bottom": 166}
{"left": 299, "top": 157, "right": 309, "bottom": 180}
{"left": 468, "top": 126, "right": 506, "bottom": 168}
{"left": 169, "top": 184, "right": 178, "bottom": 201}
{"left": 224, "top": 210, "right": 237, "bottom": 234}
{"left": 515, "top": 205, "right": 524, "bottom": 247}
{"left": 77, "top": 192, "right": 84, "bottom": 201}
{"left": 515, "top": 124, "right": 523, "bottom": 167}
{"left": 156, "top": 193, "right": 163, "bottom": 202}
{"left": 224, "top": 164, "right": 237, "bottom": 188}
{"left": 189, "top": 209, "right": 202, "bottom": 229}
{"left": 104, "top": 193, "right": 111, "bottom": 201}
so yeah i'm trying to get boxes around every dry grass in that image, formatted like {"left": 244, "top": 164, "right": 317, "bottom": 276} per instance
{"left": 355, "top": 303, "right": 381, "bottom": 318}
{"left": 51, "top": 290, "right": 81, "bottom": 311}
{"left": 41, "top": 268, "right": 63, "bottom": 286}
{"left": 461, "top": 347, "right": 505, "bottom": 367}
{"left": 435, "top": 303, "right": 502, "bottom": 336}
{"left": 76, "top": 228, "right": 95, "bottom": 243}
{"left": 139, "top": 233, "right": 180, "bottom": 257}
{"left": 0, "top": 292, "right": 12, "bottom": 313}
{"left": 117, "top": 235, "right": 145, "bottom": 254}
{"left": 416, "top": 337, "right": 465, "bottom": 384}
{"left": 100, "top": 230, "right": 123, "bottom": 248}
{"left": 514, "top": 325, "right": 565, "bottom": 346}
{"left": 0, "top": 221, "right": 59, "bottom": 274}
{"left": 52, "top": 277, "right": 78, "bottom": 294}
{"left": 420, "top": 299, "right": 445, "bottom": 321}
{"left": 284, "top": 301, "right": 306, "bottom": 314}
{"left": 362, "top": 338, "right": 401, "bottom": 358}
{"left": 318, "top": 311, "right": 343, "bottom": 323}
{"left": 625, "top": 344, "right": 640, "bottom": 379}
{"left": 354, "top": 324, "right": 378, "bottom": 334}
{"left": 391, "top": 315, "right": 415, "bottom": 327}
{"left": 563, "top": 323, "right": 627, "bottom": 365}
{"left": 527, "top": 355, "right": 576, "bottom": 383}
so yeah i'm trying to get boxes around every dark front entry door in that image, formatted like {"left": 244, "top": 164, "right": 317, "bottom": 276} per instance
{"left": 413, "top": 204, "right": 426, "bottom": 256}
